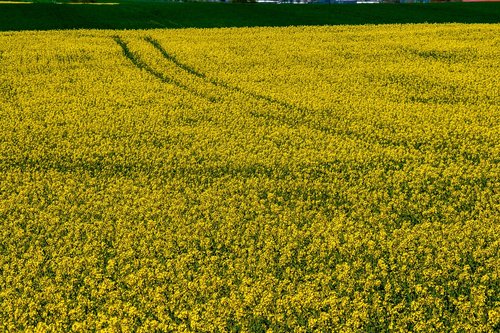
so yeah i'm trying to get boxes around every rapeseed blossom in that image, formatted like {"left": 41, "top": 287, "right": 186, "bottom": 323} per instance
{"left": 0, "top": 24, "right": 498, "bottom": 332}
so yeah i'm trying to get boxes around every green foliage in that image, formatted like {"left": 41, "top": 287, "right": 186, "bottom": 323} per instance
{"left": 0, "top": 2, "right": 499, "bottom": 31}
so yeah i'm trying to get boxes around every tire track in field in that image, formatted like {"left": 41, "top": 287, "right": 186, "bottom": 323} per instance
{"left": 144, "top": 36, "right": 308, "bottom": 115}
{"left": 112, "top": 36, "right": 213, "bottom": 101}
{"left": 134, "top": 36, "right": 344, "bottom": 137}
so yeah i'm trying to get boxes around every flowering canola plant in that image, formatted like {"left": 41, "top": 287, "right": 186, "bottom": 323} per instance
{"left": 0, "top": 24, "right": 499, "bottom": 332}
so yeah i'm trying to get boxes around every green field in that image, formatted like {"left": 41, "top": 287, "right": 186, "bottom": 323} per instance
{"left": 0, "top": 2, "right": 499, "bottom": 31}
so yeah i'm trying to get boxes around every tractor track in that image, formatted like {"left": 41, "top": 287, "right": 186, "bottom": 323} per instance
{"left": 116, "top": 35, "right": 338, "bottom": 135}
{"left": 113, "top": 36, "right": 214, "bottom": 102}
{"left": 144, "top": 36, "right": 308, "bottom": 115}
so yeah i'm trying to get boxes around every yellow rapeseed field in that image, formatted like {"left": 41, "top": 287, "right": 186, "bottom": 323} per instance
{"left": 0, "top": 24, "right": 499, "bottom": 332}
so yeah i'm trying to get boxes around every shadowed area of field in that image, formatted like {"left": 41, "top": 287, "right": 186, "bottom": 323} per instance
{"left": 0, "top": 1, "right": 499, "bottom": 31}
